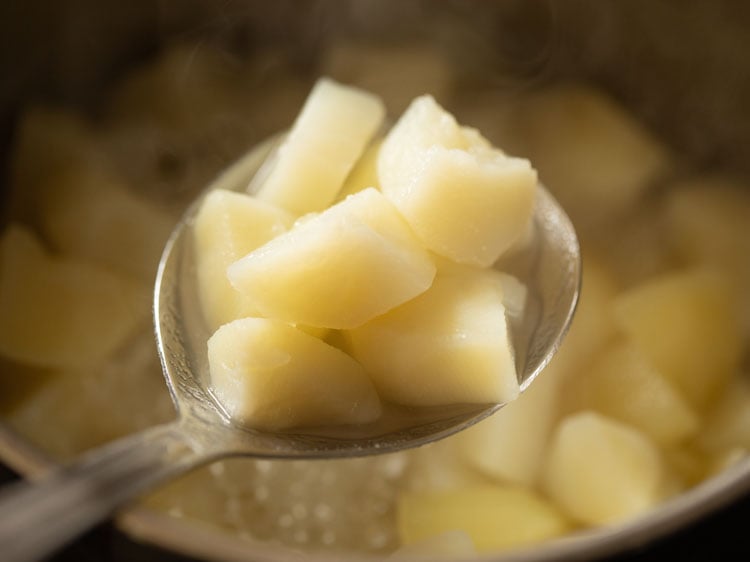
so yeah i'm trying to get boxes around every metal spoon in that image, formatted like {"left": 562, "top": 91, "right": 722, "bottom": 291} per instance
{"left": 0, "top": 136, "right": 580, "bottom": 562}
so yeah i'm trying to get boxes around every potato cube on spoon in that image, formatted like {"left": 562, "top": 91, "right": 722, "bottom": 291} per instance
{"left": 378, "top": 95, "right": 537, "bottom": 267}
{"left": 254, "top": 78, "right": 385, "bottom": 216}
{"left": 208, "top": 317, "right": 381, "bottom": 430}
{"left": 228, "top": 188, "right": 436, "bottom": 329}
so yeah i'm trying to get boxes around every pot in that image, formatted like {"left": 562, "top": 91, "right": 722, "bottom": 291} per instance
{"left": 1, "top": 1, "right": 749, "bottom": 560}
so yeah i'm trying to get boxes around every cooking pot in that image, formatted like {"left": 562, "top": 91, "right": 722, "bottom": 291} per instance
{"left": 1, "top": 1, "right": 749, "bottom": 560}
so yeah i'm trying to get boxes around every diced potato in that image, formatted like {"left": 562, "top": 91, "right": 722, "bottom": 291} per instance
{"left": 404, "top": 438, "right": 490, "bottom": 494}
{"left": 207, "top": 318, "right": 382, "bottom": 430}
{"left": 378, "top": 96, "right": 537, "bottom": 267}
{"left": 9, "top": 106, "right": 105, "bottom": 218}
{"left": 552, "top": 255, "right": 619, "bottom": 379}
{"left": 337, "top": 139, "right": 382, "bottom": 200}
{"left": 194, "top": 189, "right": 293, "bottom": 330}
{"left": 562, "top": 341, "right": 699, "bottom": 445}
{"left": 36, "top": 165, "right": 176, "bottom": 283}
{"left": 321, "top": 42, "right": 454, "bottom": 115}
{"left": 542, "top": 412, "right": 667, "bottom": 525}
{"left": 254, "top": 78, "right": 385, "bottom": 216}
{"left": 665, "top": 177, "right": 750, "bottom": 337}
{"left": 697, "top": 377, "right": 750, "bottom": 455}
{"left": 228, "top": 188, "right": 436, "bottom": 329}
{"left": 504, "top": 84, "right": 672, "bottom": 233}
{"left": 455, "top": 360, "right": 563, "bottom": 486}
{"left": 6, "top": 334, "right": 174, "bottom": 458}
{"left": 397, "top": 484, "right": 570, "bottom": 552}
{"left": 613, "top": 269, "right": 743, "bottom": 411}
{"left": 0, "top": 225, "right": 148, "bottom": 369}
{"left": 346, "top": 268, "right": 520, "bottom": 407}
{"left": 389, "top": 530, "right": 476, "bottom": 559}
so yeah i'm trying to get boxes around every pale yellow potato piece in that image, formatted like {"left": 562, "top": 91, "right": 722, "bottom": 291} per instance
{"left": 563, "top": 341, "right": 699, "bottom": 445}
{"left": 665, "top": 176, "right": 750, "bottom": 338}
{"left": 207, "top": 318, "right": 381, "bottom": 430}
{"left": 6, "top": 335, "right": 174, "bottom": 458}
{"left": 543, "top": 412, "right": 666, "bottom": 526}
{"left": 321, "top": 41, "right": 454, "bottom": 115}
{"left": 455, "top": 360, "right": 563, "bottom": 487}
{"left": 613, "top": 268, "right": 743, "bottom": 411}
{"left": 37, "top": 165, "right": 176, "bottom": 283}
{"left": 505, "top": 84, "right": 671, "bottom": 233}
{"left": 550, "top": 255, "right": 619, "bottom": 379}
{"left": 404, "top": 437, "right": 491, "bottom": 495}
{"left": 347, "top": 268, "right": 520, "bottom": 407}
{"left": 378, "top": 95, "right": 537, "bottom": 267}
{"left": 397, "top": 484, "right": 570, "bottom": 553}
{"left": 194, "top": 189, "right": 293, "bottom": 330}
{"left": 254, "top": 78, "right": 385, "bottom": 216}
{"left": 9, "top": 106, "right": 105, "bottom": 217}
{"left": 228, "top": 188, "right": 436, "bottom": 329}
{"left": 0, "top": 225, "right": 147, "bottom": 369}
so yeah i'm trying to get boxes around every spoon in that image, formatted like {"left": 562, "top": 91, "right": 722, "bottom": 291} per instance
{"left": 0, "top": 135, "right": 580, "bottom": 562}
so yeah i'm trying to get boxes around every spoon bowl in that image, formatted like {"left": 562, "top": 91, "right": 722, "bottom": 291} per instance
{"left": 0, "top": 134, "right": 580, "bottom": 562}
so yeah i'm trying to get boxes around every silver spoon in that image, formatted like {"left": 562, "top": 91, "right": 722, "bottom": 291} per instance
{"left": 0, "top": 136, "right": 580, "bottom": 562}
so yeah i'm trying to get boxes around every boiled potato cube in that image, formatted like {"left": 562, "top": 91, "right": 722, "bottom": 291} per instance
{"left": 228, "top": 188, "right": 436, "bottom": 329}
{"left": 254, "top": 78, "right": 385, "bottom": 216}
{"left": 194, "top": 189, "right": 293, "bottom": 330}
{"left": 613, "top": 269, "right": 743, "bottom": 411}
{"left": 207, "top": 318, "right": 381, "bottom": 430}
{"left": 0, "top": 225, "right": 147, "bottom": 369}
{"left": 37, "top": 165, "right": 176, "bottom": 283}
{"left": 404, "top": 437, "right": 490, "bottom": 495}
{"left": 542, "top": 412, "right": 666, "bottom": 525}
{"left": 665, "top": 176, "right": 750, "bottom": 338}
{"left": 548, "top": 255, "right": 619, "bottom": 379}
{"left": 562, "top": 341, "right": 699, "bottom": 445}
{"left": 6, "top": 335, "right": 174, "bottom": 458}
{"left": 9, "top": 106, "right": 105, "bottom": 218}
{"left": 378, "top": 96, "right": 537, "bottom": 267}
{"left": 346, "top": 268, "right": 520, "bottom": 406}
{"left": 455, "top": 360, "right": 563, "bottom": 487}
{"left": 397, "top": 484, "right": 570, "bottom": 553}
{"left": 504, "top": 84, "right": 671, "bottom": 233}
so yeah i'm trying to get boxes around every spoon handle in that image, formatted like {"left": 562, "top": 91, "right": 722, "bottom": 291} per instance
{"left": 0, "top": 420, "right": 209, "bottom": 562}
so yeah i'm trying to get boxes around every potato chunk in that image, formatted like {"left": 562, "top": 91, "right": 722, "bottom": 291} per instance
{"left": 0, "top": 225, "right": 147, "bottom": 368}
{"left": 543, "top": 412, "right": 666, "bottom": 525}
{"left": 346, "top": 268, "right": 521, "bottom": 406}
{"left": 254, "top": 78, "right": 385, "bottom": 216}
{"left": 228, "top": 188, "right": 436, "bottom": 329}
{"left": 455, "top": 361, "right": 563, "bottom": 486}
{"left": 207, "top": 318, "right": 381, "bottom": 430}
{"left": 563, "top": 342, "right": 699, "bottom": 445}
{"left": 38, "top": 165, "right": 176, "bottom": 283}
{"left": 665, "top": 177, "right": 750, "bottom": 337}
{"left": 397, "top": 484, "right": 570, "bottom": 552}
{"left": 378, "top": 96, "right": 537, "bottom": 267}
{"left": 506, "top": 85, "right": 671, "bottom": 232}
{"left": 613, "top": 269, "right": 743, "bottom": 411}
{"left": 194, "top": 189, "right": 293, "bottom": 330}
